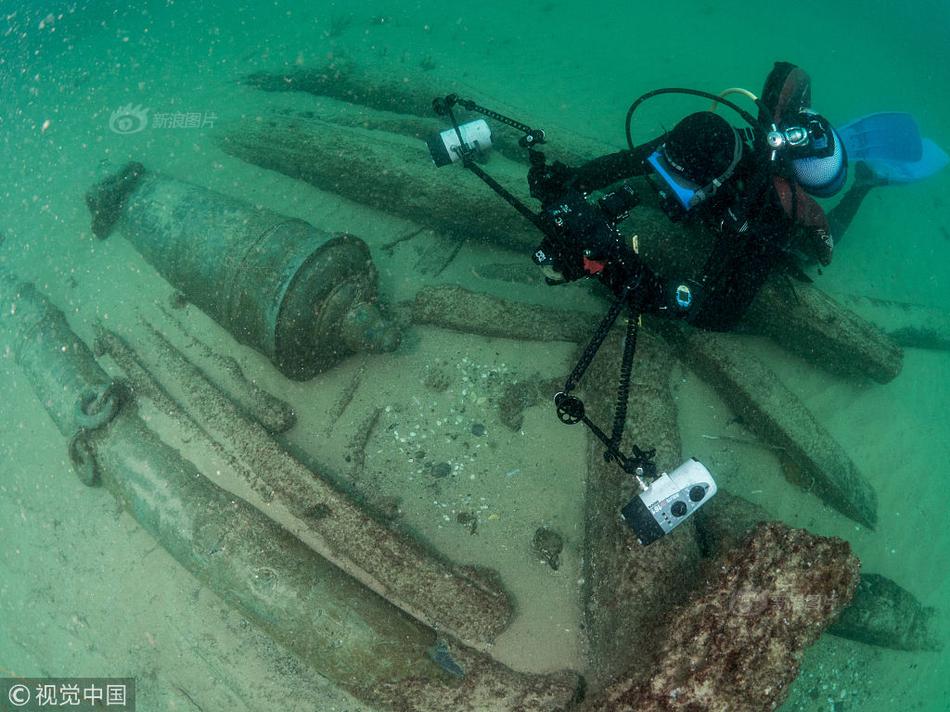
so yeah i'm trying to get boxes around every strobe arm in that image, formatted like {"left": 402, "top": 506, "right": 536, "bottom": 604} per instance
{"left": 433, "top": 94, "right": 547, "bottom": 148}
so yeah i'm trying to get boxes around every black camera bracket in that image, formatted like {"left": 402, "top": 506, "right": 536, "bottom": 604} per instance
{"left": 433, "top": 94, "right": 547, "bottom": 148}
{"left": 555, "top": 279, "right": 656, "bottom": 477}
{"left": 431, "top": 94, "right": 657, "bottom": 480}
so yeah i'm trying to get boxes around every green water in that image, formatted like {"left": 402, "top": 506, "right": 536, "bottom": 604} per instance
{"left": 1, "top": 1, "right": 948, "bottom": 710}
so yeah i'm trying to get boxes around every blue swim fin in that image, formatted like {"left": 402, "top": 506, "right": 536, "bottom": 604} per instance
{"left": 860, "top": 139, "right": 949, "bottom": 185}
{"left": 839, "top": 112, "right": 949, "bottom": 184}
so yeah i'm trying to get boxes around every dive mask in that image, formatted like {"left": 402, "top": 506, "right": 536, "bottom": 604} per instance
{"left": 647, "top": 129, "right": 742, "bottom": 217}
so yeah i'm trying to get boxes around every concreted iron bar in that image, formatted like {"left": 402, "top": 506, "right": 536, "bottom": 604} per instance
{"left": 744, "top": 279, "right": 903, "bottom": 384}
{"left": 0, "top": 272, "right": 582, "bottom": 712}
{"left": 824, "top": 291, "right": 950, "bottom": 353}
{"left": 97, "top": 317, "right": 514, "bottom": 650}
{"left": 216, "top": 112, "right": 543, "bottom": 251}
{"left": 829, "top": 574, "right": 943, "bottom": 652}
{"left": 582, "top": 523, "right": 860, "bottom": 712}
{"left": 244, "top": 60, "right": 445, "bottom": 122}
{"left": 94, "top": 326, "right": 280, "bottom": 505}
{"left": 579, "top": 331, "right": 703, "bottom": 691}
{"left": 157, "top": 305, "right": 296, "bottom": 433}
{"left": 241, "top": 59, "right": 611, "bottom": 166}
{"left": 656, "top": 322, "right": 879, "bottom": 529}
{"left": 410, "top": 284, "right": 597, "bottom": 343}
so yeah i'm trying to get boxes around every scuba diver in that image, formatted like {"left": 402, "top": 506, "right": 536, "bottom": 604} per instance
{"left": 428, "top": 61, "right": 946, "bottom": 543}
{"left": 526, "top": 61, "right": 946, "bottom": 330}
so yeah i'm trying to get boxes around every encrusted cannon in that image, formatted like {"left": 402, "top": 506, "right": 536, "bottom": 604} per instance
{"left": 0, "top": 270, "right": 581, "bottom": 712}
{"left": 86, "top": 163, "right": 399, "bottom": 379}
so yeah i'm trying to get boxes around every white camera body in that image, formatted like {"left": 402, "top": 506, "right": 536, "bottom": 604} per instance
{"left": 621, "top": 458, "right": 717, "bottom": 545}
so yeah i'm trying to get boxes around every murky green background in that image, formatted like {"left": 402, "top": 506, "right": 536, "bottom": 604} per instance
{"left": 2, "top": 1, "right": 948, "bottom": 710}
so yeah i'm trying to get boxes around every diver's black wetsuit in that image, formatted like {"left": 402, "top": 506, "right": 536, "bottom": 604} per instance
{"left": 534, "top": 61, "right": 877, "bottom": 332}
{"left": 569, "top": 140, "right": 802, "bottom": 331}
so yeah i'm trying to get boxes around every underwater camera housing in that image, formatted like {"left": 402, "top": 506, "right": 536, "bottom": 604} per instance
{"left": 533, "top": 182, "right": 640, "bottom": 284}
{"left": 621, "top": 459, "right": 717, "bottom": 545}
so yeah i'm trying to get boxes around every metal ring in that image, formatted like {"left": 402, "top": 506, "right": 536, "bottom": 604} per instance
{"left": 68, "top": 433, "right": 100, "bottom": 487}
{"left": 75, "top": 381, "right": 122, "bottom": 430}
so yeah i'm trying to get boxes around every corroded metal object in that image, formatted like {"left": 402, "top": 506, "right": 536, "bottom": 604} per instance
{"left": 241, "top": 58, "right": 609, "bottom": 166}
{"left": 532, "top": 527, "right": 564, "bottom": 571}
{"left": 828, "top": 292, "right": 950, "bottom": 353}
{"left": 158, "top": 305, "right": 296, "bottom": 433}
{"left": 745, "top": 280, "right": 903, "bottom": 383}
{"left": 410, "top": 284, "right": 596, "bottom": 342}
{"left": 217, "top": 112, "right": 542, "bottom": 251}
{"left": 580, "top": 331, "right": 703, "bottom": 691}
{"left": 0, "top": 275, "right": 113, "bottom": 437}
{"left": 656, "top": 322, "right": 879, "bottom": 529}
{"left": 830, "top": 574, "right": 943, "bottom": 652}
{"left": 0, "top": 272, "right": 581, "bottom": 712}
{"left": 584, "top": 523, "right": 860, "bottom": 712}
{"left": 85, "top": 163, "right": 399, "bottom": 380}
{"left": 95, "top": 320, "right": 514, "bottom": 650}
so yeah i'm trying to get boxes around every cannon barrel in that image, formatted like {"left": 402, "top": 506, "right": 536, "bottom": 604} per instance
{"left": 86, "top": 163, "right": 399, "bottom": 380}
{"left": 0, "top": 271, "right": 582, "bottom": 711}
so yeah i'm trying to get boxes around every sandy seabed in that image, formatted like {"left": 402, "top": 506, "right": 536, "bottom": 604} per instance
{"left": 1, "top": 2, "right": 948, "bottom": 710}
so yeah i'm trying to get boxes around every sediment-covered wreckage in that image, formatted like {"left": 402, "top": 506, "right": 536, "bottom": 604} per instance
{"left": 1, "top": 57, "right": 942, "bottom": 711}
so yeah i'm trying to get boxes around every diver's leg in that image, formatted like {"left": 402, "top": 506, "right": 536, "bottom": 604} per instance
{"left": 827, "top": 163, "right": 883, "bottom": 244}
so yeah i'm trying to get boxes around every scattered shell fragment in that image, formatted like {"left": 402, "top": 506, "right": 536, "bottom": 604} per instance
{"left": 532, "top": 527, "right": 564, "bottom": 571}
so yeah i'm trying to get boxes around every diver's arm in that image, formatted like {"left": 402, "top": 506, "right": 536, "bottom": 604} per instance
{"left": 573, "top": 139, "right": 663, "bottom": 193}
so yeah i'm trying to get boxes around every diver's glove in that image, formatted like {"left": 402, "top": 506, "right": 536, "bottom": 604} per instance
{"left": 528, "top": 156, "right": 578, "bottom": 204}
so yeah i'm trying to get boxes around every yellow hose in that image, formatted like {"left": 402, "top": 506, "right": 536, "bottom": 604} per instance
{"left": 710, "top": 87, "right": 759, "bottom": 113}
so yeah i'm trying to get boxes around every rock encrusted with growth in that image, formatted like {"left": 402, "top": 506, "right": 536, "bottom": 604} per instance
{"left": 585, "top": 522, "right": 860, "bottom": 712}
{"left": 697, "top": 490, "right": 942, "bottom": 653}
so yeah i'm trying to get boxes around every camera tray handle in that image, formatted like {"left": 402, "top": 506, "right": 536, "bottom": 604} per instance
{"left": 430, "top": 94, "right": 657, "bottom": 481}
{"left": 555, "top": 281, "right": 657, "bottom": 479}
